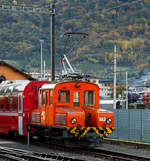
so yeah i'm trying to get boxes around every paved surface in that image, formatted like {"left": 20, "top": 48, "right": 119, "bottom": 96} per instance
{"left": 102, "top": 139, "right": 150, "bottom": 159}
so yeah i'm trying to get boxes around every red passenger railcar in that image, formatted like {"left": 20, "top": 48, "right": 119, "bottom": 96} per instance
{"left": 0, "top": 80, "right": 48, "bottom": 136}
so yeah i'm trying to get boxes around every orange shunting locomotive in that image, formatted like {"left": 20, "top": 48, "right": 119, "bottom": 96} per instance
{"left": 30, "top": 80, "right": 114, "bottom": 147}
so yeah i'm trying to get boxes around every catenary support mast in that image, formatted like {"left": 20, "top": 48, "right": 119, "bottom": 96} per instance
{"left": 113, "top": 45, "right": 117, "bottom": 109}
{"left": 50, "top": 4, "right": 55, "bottom": 81}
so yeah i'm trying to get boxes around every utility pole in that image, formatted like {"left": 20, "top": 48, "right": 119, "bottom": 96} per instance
{"left": 44, "top": 60, "right": 46, "bottom": 79}
{"left": 50, "top": 4, "right": 55, "bottom": 81}
{"left": 40, "top": 39, "right": 44, "bottom": 78}
{"left": 113, "top": 45, "right": 117, "bottom": 109}
{"left": 126, "top": 71, "right": 128, "bottom": 109}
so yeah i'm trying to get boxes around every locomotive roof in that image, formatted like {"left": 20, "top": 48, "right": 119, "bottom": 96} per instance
{"left": 40, "top": 80, "right": 99, "bottom": 90}
{"left": 40, "top": 83, "right": 57, "bottom": 90}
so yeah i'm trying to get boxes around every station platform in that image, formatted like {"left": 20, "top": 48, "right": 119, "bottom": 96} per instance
{"left": 104, "top": 138, "right": 150, "bottom": 149}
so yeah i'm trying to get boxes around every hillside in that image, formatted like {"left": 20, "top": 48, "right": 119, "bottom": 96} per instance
{"left": 0, "top": 0, "right": 150, "bottom": 80}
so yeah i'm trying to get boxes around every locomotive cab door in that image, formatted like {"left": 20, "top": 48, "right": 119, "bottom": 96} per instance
{"left": 18, "top": 92, "right": 23, "bottom": 135}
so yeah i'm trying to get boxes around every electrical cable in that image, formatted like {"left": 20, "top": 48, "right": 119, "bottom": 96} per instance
{"left": 102, "top": 0, "right": 143, "bottom": 13}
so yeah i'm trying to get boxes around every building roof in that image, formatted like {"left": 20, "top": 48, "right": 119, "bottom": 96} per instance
{"left": 0, "top": 61, "right": 36, "bottom": 81}
{"left": 99, "top": 78, "right": 121, "bottom": 84}
{"left": 135, "top": 79, "right": 150, "bottom": 88}
{"left": 99, "top": 79, "right": 113, "bottom": 83}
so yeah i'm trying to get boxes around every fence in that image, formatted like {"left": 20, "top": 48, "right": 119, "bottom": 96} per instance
{"left": 104, "top": 108, "right": 150, "bottom": 142}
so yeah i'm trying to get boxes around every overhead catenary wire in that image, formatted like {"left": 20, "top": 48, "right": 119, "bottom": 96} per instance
{"left": 102, "top": 0, "right": 143, "bottom": 13}
{"left": 61, "top": 32, "right": 88, "bottom": 74}
{"left": 54, "top": 0, "right": 144, "bottom": 45}
{"left": 63, "top": 33, "right": 88, "bottom": 57}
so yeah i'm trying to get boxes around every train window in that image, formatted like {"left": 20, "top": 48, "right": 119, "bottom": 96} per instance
{"left": 6, "top": 87, "right": 11, "bottom": 94}
{"left": 0, "top": 97, "right": 4, "bottom": 112}
{"left": 58, "top": 90, "right": 70, "bottom": 103}
{"left": 8, "top": 97, "right": 13, "bottom": 112}
{"left": 12, "top": 97, "right": 17, "bottom": 112}
{"left": 43, "top": 91, "right": 45, "bottom": 106}
{"left": 73, "top": 92, "right": 80, "bottom": 106}
{"left": 0, "top": 87, "right": 3, "bottom": 95}
{"left": 0, "top": 86, "right": 5, "bottom": 95}
{"left": 13, "top": 86, "right": 19, "bottom": 93}
{"left": 0, "top": 104, "right": 4, "bottom": 111}
{"left": 50, "top": 90, "right": 53, "bottom": 106}
{"left": 5, "top": 97, "right": 10, "bottom": 112}
{"left": 84, "top": 91, "right": 95, "bottom": 106}
{"left": 19, "top": 95, "right": 21, "bottom": 111}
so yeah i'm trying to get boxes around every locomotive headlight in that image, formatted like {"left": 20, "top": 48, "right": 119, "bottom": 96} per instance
{"left": 71, "top": 118, "right": 77, "bottom": 124}
{"left": 106, "top": 118, "right": 112, "bottom": 124}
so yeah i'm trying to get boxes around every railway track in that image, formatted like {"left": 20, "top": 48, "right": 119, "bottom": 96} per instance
{"left": 0, "top": 146, "right": 84, "bottom": 161}
{"left": 76, "top": 148, "right": 150, "bottom": 161}
{"left": 1, "top": 145, "right": 148, "bottom": 161}
{"left": 0, "top": 135, "right": 150, "bottom": 161}
{"left": 31, "top": 139, "right": 150, "bottom": 161}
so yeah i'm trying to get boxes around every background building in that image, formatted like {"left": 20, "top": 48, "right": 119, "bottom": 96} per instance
{"left": 0, "top": 61, "right": 35, "bottom": 82}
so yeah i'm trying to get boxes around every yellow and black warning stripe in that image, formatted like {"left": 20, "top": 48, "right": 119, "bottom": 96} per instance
{"left": 67, "top": 126, "right": 115, "bottom": 138}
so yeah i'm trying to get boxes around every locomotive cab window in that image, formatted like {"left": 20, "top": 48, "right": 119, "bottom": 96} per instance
{"left": 41, "top": 90, "right": 53, "bottom": 106}
{"left": 45, "top": 91, "right": 48, "bottom": 106}
{"left": 73, "top": 92, "right": 80, "bottom": 106}
{"left": 42, "top": 90, "right": 49, "bottom": 106}
{"left": 42, "top": 91, "right": 45, "bottom": 106}
{"left": 84, "top": 90, "right": 95, "bottom": 106}
{"left": 58, "top": 90, "right": 70, "bottom": 103}
{"left": 50, "top": 90, "right": 53, "bottom": 106}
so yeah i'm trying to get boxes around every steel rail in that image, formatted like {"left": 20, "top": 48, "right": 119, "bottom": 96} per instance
{"left": 85, "top": 148, "right": 150, "bottom": 161}
{"left": 0, "top": 153, "right": 24, "bottom": 161}
{"left": 0, "top": 146, "right": 85, "bottom": 161}
{"left": 0, "top": 135, "right": 149, "bottom": 161}
{"left": 31, "top": 140, "right": 148, "bottom": 161}
{"left": 26, "top": 137, "right": 150, "bottom": 161}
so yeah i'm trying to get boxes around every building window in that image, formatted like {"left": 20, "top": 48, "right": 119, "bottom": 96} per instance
{"left": 0, "top": 75, "right": 6, "bottom": 83}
